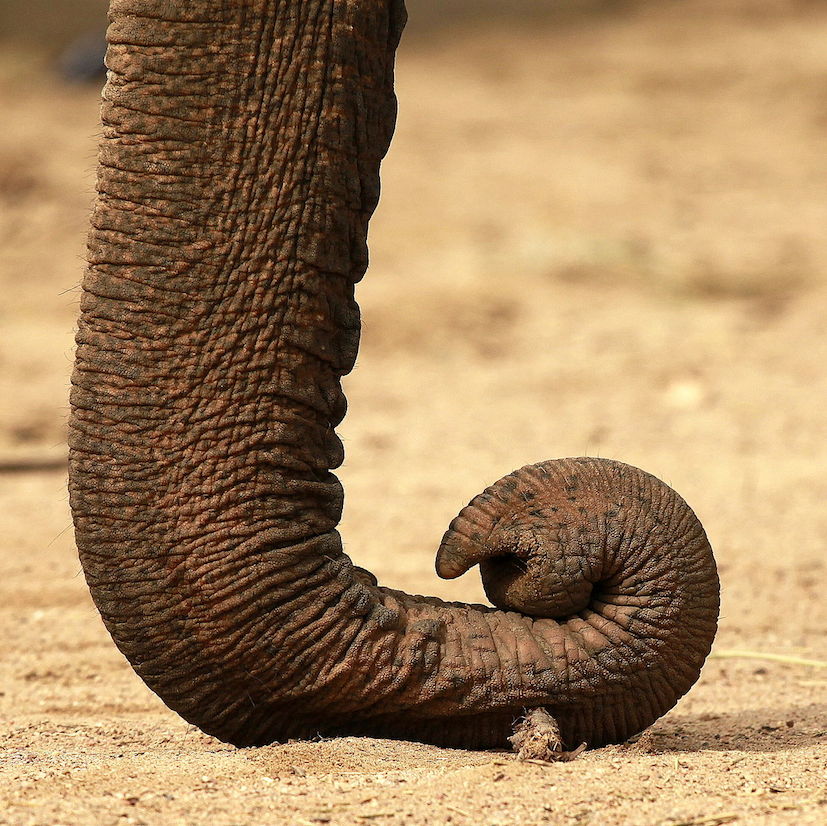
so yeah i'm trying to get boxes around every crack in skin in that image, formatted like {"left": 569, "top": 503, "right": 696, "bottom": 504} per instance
{"left": 68, "top": 0, "right": 720, "bottom": 751}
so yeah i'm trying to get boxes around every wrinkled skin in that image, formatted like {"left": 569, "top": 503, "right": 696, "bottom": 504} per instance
{"left": 68, "top": 0, "right": 719, "bottom": 750}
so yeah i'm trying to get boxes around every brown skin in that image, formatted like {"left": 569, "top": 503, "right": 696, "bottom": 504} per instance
{"left": 68, "top": 0, "right": 719, "bottom": 750}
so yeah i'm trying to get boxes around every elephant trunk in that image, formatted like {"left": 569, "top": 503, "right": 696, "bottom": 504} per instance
{"left": 69, "top": 0, "right": 718, "bottom": 750}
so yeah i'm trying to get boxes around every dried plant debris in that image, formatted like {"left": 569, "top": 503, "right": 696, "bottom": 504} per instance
{"left": 509, "top": 709, "right": 587, "bottom": 763}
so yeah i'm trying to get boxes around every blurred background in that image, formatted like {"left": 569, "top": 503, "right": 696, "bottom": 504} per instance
{"left": 1, "top": 0, "right": 825, "bottom": 782}
{"left": 1, "top": 1, "right": 826, "bottom": 822}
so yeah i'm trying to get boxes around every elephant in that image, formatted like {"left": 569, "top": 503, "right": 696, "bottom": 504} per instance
{"left": 68, "top": 0, "right": 719, "bottom": 752}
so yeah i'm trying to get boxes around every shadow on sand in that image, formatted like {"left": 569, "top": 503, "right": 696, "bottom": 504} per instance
{"left": 640, "top": 703, "right": 827, "bottom": 754}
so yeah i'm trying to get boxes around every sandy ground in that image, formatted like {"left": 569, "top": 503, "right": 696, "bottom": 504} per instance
{"left": 2, "top": 1, "right": 827, "bottom": 823}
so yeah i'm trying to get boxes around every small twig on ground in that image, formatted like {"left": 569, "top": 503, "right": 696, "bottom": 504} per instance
{"left": 508, "top": 709, "right": 586, "bottom": 763}
{"left": 710, "top": 649, "right": 827, "bottom": 668}
{"left": 672, "top": 814, "right": 739, "bottom": 826}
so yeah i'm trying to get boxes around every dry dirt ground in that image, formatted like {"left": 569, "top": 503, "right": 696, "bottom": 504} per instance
{"left": 1, "top": 1, "right": 826, "bottom": 824}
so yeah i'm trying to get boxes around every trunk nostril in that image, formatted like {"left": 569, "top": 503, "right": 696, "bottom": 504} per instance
{"left": 480, "top": 553, "right": 595, "bottom": 619}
